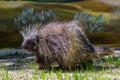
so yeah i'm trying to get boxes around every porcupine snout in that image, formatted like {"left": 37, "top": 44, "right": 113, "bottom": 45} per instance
{"left": 22, "top": 38, "right": 39, "bottom": 52}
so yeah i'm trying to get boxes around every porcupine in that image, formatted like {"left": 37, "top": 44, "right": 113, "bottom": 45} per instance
{"left": 20, "top": 21, "right": 113, "bottom": 69}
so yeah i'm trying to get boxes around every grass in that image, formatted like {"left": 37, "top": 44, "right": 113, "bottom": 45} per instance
{"left": 0, "top": 49, "right": 119, "bottom": 80}
{"left": 0, "top": 55, "right": 120, "bottom": 80}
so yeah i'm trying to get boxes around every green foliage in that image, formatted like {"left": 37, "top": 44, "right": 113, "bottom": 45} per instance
{"left": 14, "top": 8, "right": 57, "bottom": 29}
{"left": 74, "top": 11, "right": 104, "bottom": 33}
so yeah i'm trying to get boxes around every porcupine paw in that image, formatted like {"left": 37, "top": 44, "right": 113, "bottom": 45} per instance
{"left": 38, "top": 64, "right": 44, "bottom": 70}
{"left": 35, "top": 59, "right": 44, "bottom": 70}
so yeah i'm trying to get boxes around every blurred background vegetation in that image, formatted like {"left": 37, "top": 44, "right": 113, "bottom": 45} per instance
{"left": 0, "top": 0, "right": 120, "bottom": 49}
{"left": 0, "top": 0, "right": 83, "bottom": 3}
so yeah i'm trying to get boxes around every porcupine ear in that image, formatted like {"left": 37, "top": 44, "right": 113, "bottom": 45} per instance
{"left": 19, "top": 23, "right": 41, "bottom": 39}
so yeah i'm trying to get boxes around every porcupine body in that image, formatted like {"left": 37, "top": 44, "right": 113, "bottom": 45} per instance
{"left": 20, "top": 21, "right": 113, "bottom": 69}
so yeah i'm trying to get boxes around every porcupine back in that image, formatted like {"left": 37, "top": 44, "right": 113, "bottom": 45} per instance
{"left": 36, "top": 21, "right": 95, "bottom": 68}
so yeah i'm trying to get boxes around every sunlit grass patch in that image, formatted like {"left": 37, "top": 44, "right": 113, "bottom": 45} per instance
{"left": 0, "top": 53, "right": 119, "bottom": 80}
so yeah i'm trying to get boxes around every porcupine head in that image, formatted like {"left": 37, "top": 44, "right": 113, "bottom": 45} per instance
{"left": 20, "top": 25, "right": 40, "bottom": 53}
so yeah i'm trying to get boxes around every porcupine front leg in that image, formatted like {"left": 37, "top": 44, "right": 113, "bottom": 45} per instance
{"left": 35, "top": 55, "right": 44, "bottom": 70}
{"left": 34, "top": 52, "right": 45, "bottom": 70}
{"left": 35, "top": 55, "right": 52, "bottom": 69}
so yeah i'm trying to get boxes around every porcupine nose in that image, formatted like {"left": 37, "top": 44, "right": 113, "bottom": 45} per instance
{"left": 22, "top": 41, "right": 28, "bottom": 50}
{"left": 22, "top": 39, "right": 37, "bottom": 51}
{"left": 22, "top": 39, "right": 32, "bottom": 50}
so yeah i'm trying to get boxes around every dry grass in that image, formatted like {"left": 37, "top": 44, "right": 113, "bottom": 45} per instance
{"left": 0, "top": 31, "right": 22, "bottom": 48}
{"left": 95, "top": 0, "right": 120, "bottom": 6}
{"left": 0, "top": 1, "right": 29, "bottom": 8}
{"left": 29, "top": 2, "right": 81, "bottom": 11}
{"left": 0, "top": 1, "right": 118, "bottom": 21}
{"left": 87, "top": 32, "right": 120, "bottom": 47}
{"left": 70, "top": 1, "right": 114, "bottom": 12}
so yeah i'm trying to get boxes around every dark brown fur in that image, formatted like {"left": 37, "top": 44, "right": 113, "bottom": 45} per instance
{"left": 20, "top": 21, "right": 113, "bottom": 69}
